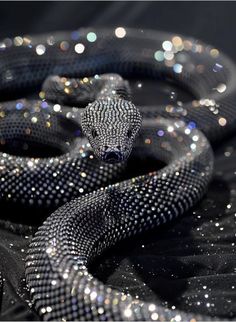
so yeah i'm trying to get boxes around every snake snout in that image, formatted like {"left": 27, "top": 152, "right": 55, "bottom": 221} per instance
{"left": 103, "top": 146, "right": 123, "bottom": 163}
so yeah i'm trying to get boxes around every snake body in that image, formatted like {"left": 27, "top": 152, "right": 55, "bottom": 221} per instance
{"left": 0, "top": 28, "right": 235, "bottom": 320}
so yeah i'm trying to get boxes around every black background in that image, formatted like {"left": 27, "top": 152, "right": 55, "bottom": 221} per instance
{"left": 0, "top": 1, "right": 236, "bottom": 321}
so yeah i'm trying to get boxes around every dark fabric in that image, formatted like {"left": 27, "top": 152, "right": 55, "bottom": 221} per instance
{"left": 0, "top": 226, "right": 38, "bottom": 321}
{"left": 0, "top": 1, "right": 235, "bottom": 320}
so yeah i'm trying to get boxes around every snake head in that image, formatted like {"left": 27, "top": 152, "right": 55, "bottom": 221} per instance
{"left": 81, "top": 98, "right": 142, "bottom": 163}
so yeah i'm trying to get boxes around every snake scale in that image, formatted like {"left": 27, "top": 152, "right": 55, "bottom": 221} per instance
{"left": 0, "top": 28, "right": 235, "bottom": 320}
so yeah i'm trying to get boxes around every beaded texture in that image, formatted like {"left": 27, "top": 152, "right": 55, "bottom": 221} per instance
{"left": 0, "top": 28, "right": 234, "bottom": 320}
{"left": 0, "top": 100, "right": 126, "bottom": 208}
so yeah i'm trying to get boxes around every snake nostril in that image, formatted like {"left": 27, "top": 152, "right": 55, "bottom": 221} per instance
{"left": 104, "top": 145, "right": 121, "bottom": 152}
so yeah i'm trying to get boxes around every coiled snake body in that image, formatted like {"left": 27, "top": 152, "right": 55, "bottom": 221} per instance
{"left": 0, "top": 28, "right": 235, "bottom": 320}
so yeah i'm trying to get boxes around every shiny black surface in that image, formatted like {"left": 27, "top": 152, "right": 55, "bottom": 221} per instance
{"left": 0, "top": 2, "right": 235, "bottom": 321}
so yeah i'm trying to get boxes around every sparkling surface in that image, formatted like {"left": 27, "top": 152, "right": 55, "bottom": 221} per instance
{"left": 0, "top": 27, "right": 234, "bottom": 321}
{"left": 74, "top": 43, "right": 85, "bottom": 54}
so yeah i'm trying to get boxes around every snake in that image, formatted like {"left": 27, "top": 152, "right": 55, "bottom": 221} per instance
{"left": 0, "top": 27, "right": 235, "bottom": 320}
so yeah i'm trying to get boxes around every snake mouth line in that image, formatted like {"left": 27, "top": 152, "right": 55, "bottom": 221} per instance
{"left": 103, "top": 150, "right": 123, "bottom": 163}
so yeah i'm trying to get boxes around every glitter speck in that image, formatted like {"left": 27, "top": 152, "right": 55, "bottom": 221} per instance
{"left": 98, "top": 307, "right": 104, "bottom": 314}
{"left": 87, "top": 32, "right": 97, "bottom": 42}
{"left": 213, "top": 63, "right": 223, "bottom": 72}
{"left": 172, "top": 36, "right": 183, "bottom": 47}
{"left": 154, "top": 50, "right": 164, "bottom": 62}
{"left": 14, "top": 36, "right": 23, "bottom": 46}
{"left": 16, "top": 102, "right": 23, "bottom": 110}
{"left": 151, "top": 313, "right": 159, "bottom": 320}
{"left": 90, "top": 291, "right": 97, "bottom": 301}
{"left": 210, "top": 48, "right": 219, "bottom": 58}
{"left": 164, "top": 51, "right": 174, "bottom": 60}
{"left": 124, "top": 308, "right": 132, "bottom": 318}
{"left": 115, "top": 27, "right": 126, "bottom": 38}
{"left": 174, "top": 315, "right": 182, "bottom": 322}
{"left": 0, "top": 42, "right": 6, "bottom": 50}
{"left": 53, "top": 104, "right": 61, "bottom": 112}
{"left": 216, "top": 83, "right": 227, "bottom": 93}
{"left": 60, "top": 41, "right": 69, "bottom": 51}
{"left": 84, "top": 287, "right": 90, "bottom": 295}
{"left": 39, "top": 91, "right": 45, "bottom": 99}
{"left": 157, "top": 130, "right": 164, "bottom": 137}
{"left": 148, "top": 304, "right": 156, "bottom": 312}
{"left": 27, "top": 161, "right": 34, "bottom": 167}
{"left": 173, "top": 63, "right": 183, "bottom": 74}
{"left": 167, "top": 126, "right": 174, "bottom": 132}
{"left": 74, "top": 43, "right": 85, "bottom": 54}
{"left": 63, "top": 273, "right": 68, "bottom": 279}
{"left": 40, "top": 308, "right": 46, "bottom": 314}
{"left": 218, "top": 117, "right": 227, "bottom": 126}
{"left": 36, "top": 44, "right": 46, "bottom": 55}
{"left": 162, "top": 40, "right": 173, "bottom": 51}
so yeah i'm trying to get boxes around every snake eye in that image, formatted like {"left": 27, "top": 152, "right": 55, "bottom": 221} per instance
{"left": 127, "top": 128, "right": 132, "bottom": 138}
{"left": 91, "top": 129, "right": 98, "bottom": 138}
